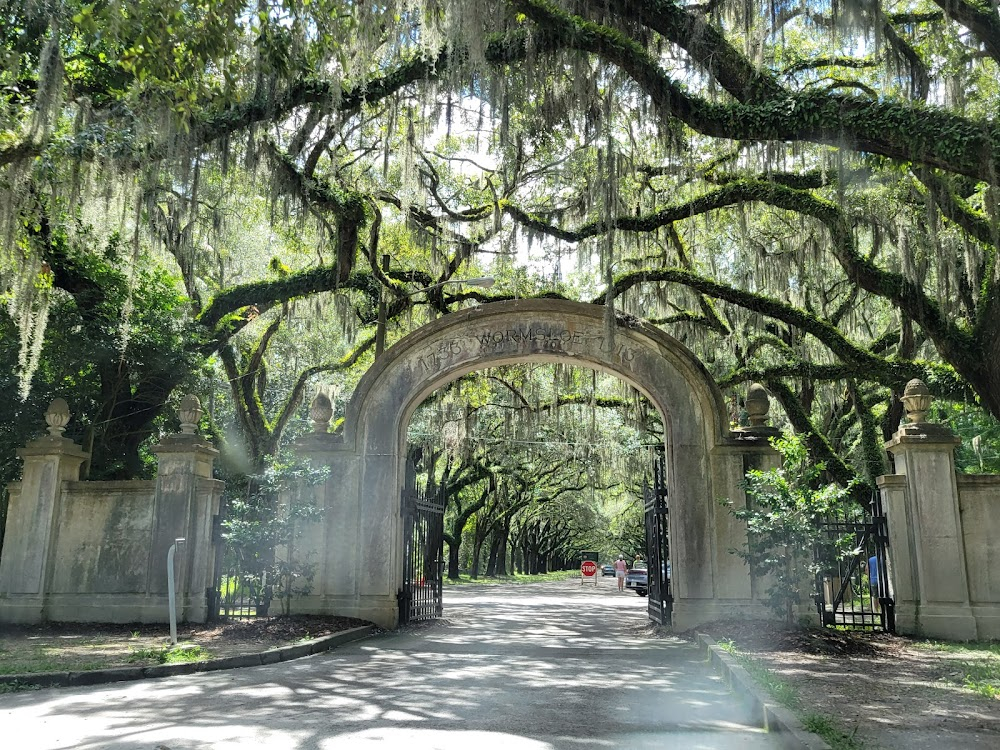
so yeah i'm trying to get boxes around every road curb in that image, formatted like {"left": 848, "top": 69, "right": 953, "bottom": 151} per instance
{"left": 696, "top": 633, "right": 832, "bottom": 750}
{"left": 0, "top": 625, "right": 377, "bottom": 692}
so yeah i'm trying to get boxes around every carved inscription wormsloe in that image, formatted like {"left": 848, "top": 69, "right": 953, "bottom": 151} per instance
{"left": 413, "top": 322, "right": 638, "bottom": 376}
{"left": 473, "top": 323, "right": 638, "bottom": 370}
{"left": 476, "top": 325, "right": 587, "bottom": 351}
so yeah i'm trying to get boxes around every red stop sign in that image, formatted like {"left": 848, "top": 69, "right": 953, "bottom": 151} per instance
{"left": 581, "top": 561, "right": 598, "bottom": 577}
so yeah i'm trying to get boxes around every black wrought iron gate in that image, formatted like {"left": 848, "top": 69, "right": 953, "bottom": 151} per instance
{"left": 815, "top": 492, "right": 895, "bottom": 632}
{"left": 644, "top": 446, "right": 671, "bottom": 625}
{"left": 398, "top": 467, "right": 445, "bottom": 625}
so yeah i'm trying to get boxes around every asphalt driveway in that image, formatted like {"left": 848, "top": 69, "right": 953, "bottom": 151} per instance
{"left": 0, "top": 577, "right": 781, "bottom": 749}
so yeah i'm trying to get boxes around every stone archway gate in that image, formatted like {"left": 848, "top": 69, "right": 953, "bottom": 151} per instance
{"left": 292, "top": 300, "right": 779, "bottom": 630}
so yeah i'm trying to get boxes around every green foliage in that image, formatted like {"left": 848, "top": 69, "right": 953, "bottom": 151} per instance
{"left": 0, "top": 681, "right": 40, "bottom": 694}
{"left": 127, "top": 643, "right": 205, "bottom": 664}
{"left": 219, "top": 453, "right": 328, "bottom": 616}
{"left": 0, "top": 229, "right": 195, "bottom": 481}
{"left": 931, "top": 402, "right": 1000, "bottom": 474}
{"left": 727, "top": 433, "right": 857, "bottom": 623}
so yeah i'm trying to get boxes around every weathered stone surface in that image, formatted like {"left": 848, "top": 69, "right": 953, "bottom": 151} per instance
{"left": 0, "top": 419, "right": 221, "bottom": 625}
{"left": 883, "top": 424, "right": 981, "bottom": 640}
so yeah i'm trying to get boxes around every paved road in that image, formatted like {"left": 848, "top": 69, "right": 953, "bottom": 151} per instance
{"left": 0, "top": 577, "right": 782, "bottom": 749}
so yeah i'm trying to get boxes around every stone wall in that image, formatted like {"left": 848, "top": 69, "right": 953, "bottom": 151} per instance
{"left": 47, "top": 481, "right": 157, "bottom": 595}
{"left": 0, "top": 397, "right": 222, "bottom": 625}
{"left": 879, "top": 380, "right": 1000, "bottom": 640}
{"left": 957, "top": 475, "right": 1000, "bottom": 638}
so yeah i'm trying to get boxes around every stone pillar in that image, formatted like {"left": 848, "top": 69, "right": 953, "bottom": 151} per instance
{"left": 882, "top": 379, "right": 977, "bottom": 640}
{"left": 150, "top": 395, "right": 222, "bottom": 623}
{"left": 0, "top": 400, "right": 89, "bottom": 623}
{"left": 673, "top": 384, "right": 782, "bottom": 629}
{"left": 285, "top": 393, "right": 368, "bottom": 622}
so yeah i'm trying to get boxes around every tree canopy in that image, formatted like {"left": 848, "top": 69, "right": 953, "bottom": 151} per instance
{"left": 2, "top": 0, "right": 1000, "bottom": 486}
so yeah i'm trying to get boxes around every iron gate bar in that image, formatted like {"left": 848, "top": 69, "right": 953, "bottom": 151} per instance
{"left": 644, "top": 446, "right": 671, "bottom": 625}
{"left": 399, "top": 479, "right": 445, "bottom": 625}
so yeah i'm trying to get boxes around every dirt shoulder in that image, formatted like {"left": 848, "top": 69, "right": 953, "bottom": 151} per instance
{"left": 0, "top": 616, "right": 373, "bottom": 678}
{"left": 687, "top": 620, "right": 1000, "bottom": 750}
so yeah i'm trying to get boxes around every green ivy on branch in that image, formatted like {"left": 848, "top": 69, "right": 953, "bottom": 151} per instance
{"left": 510, "top": 0, "right": 1000, "bottom": 181}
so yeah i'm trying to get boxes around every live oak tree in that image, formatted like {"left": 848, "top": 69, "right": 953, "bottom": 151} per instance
{"left": 3, "top": 0, "right": 1000, "bottom": 489}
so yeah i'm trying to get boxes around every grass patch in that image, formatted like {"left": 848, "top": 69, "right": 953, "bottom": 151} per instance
{"left": 913, "top": 639, "right": 1000, "bottom": 655}
{"left": 913, "top": 640, "right": 1000, "bottom": 699}
{"left": 718, "top": 639, "right": 800, "bottom": 710}
{"left": 802, "top": 714, "right": 866, "bottom": 749}
{"left": 444, "top": 569, "right": 581, "bottom": 585}
{"left": 717, "top": 640, "right": 867, "bottom": 749}
{"left": 0, "top": 634, "right": 212, "bottom": 675}
{"left": 127, "top": 644, "right": 205, "bottom": 665}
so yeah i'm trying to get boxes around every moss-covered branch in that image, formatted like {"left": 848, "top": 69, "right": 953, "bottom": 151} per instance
{"left": 510, "top": 0, "right": 1000, "bottom": 181}
{"left": 264, "top": 140, "right": 368, "bottom": 282}
{"left": 614, "top": 0, "right": 784, "bottom": 102}
{"left": 591, "top": 265, "right": 971, "bottom": 398}
{"left": 718, "top": 361, "right": 970, "bottom": 401}
{"left": 510, "top": 178, "right": 979, "bottom": 380}
{"left": 928, "top": 0, "right": 1000, "bottom": 65}
{"left": 849, "top": 379, "right": 889, "bottom": 485}
{"left": 198, "top": 269, "right": 379, "bottom": 331}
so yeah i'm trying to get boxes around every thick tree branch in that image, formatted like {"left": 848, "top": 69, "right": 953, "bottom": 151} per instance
{"left": 766, "top": 379, "right": 867, "bottom": 494}
{"left": 198, "top": 270, "right": 379, "bottom": 331}
{"left": 930, "top": 0, "right": 1000, "bottom": 65}
{"left": 510, "top": 0, "right": 1000, "bottom": 181}
{"left": 511, "top": 178, "right": 980, "bottom": 380}
{"left": 613, "top": 0, "right": 784, "bottom": 102}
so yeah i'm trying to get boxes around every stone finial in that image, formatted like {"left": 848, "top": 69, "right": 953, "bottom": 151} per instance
{"left": 745, "top": 383, "right": 771, "bottom": 426}
{"left": 901, "top": 379, "right": 932, "bottom": 424}
{"left": 44, "top": 398, "right": 71, "bottom": 437}
{"left": 310, "top": 392, "right": 333, "bottom": 433}
{"left": 178, "top": 394, "right": 203, "bottom": 435}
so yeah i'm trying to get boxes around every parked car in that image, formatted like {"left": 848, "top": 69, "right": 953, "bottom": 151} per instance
{"left": 625, "top": 566, "right": 648, "bottom": 596}
{"left": 602, "top": 564, "right": 615, "bottom": 577}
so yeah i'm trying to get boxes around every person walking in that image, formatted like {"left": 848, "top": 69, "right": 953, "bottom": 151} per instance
{"left": 867, "top": 554, "right": 881, "bottom": 612}
{"left": 614, "top": 555, "right": 628, "bottom": 592}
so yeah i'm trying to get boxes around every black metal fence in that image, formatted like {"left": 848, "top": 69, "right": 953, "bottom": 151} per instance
{"left": 215, "top": 564, "right": 272, "bottom": 620}
{"left": 814, "top": 492, "right": 895, "bottom": 632}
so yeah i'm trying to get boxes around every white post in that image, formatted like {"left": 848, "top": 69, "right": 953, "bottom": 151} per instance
{"left": 167, "top": 538, "right": 186, "bottom": 645}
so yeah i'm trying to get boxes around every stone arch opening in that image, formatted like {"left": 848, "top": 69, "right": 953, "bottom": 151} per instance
{"left": 294, "top": 300, "right": 775, "bottom": 629}
{"left": 403, "top": 360, "right": 667, "bottom": 587}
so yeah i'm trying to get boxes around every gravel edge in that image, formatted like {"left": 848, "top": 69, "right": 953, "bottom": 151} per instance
{"left": 0, "top": 625, "right": 377, "bottom": 691}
